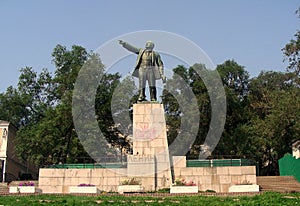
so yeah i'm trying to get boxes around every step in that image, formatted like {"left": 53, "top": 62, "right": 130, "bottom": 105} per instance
{"left": 257, "top": 176, "right": 300, "bottom": 192}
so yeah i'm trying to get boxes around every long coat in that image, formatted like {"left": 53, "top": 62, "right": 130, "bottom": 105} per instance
{"left": 122, "top": 42, "right": 164, "bottom": 80}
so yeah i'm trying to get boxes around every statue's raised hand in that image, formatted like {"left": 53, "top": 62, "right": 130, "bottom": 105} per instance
{"left": 118, "top": 40, "right": 125, "bottom": 46}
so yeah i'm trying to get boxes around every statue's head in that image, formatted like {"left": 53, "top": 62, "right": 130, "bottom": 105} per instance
{"left": 145, "top": 40, "right": 154, "bottom": 51}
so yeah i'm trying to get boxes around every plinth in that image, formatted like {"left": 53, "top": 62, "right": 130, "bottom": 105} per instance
{"left": 129, "top": 102, "right": 171, "bottom": 189}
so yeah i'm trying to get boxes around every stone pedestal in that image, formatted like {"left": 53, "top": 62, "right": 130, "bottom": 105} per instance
{"left": 131, "top": 103, "right": 172, "bottom": 190}
{"left": 127, "top": 154, "right": 155, "bottom": 191}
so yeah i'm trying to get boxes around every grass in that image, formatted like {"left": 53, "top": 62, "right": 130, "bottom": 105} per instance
{"left": 0, "top": 192, "right": 299, "bottom": 205}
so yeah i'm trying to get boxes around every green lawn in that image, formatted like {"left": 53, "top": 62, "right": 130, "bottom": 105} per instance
{"left": 0, "top": 192, "right": 299, "bottom": 206}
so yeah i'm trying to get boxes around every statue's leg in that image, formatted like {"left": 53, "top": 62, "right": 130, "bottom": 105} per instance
{"left": 149, "top": 69, "right": 157, "bottom": 101}
{"left": 138, "top": 68, "right": 146, "bottom": 102}
{"left": 150, "top": 87, "right": 157, "bottom": 101}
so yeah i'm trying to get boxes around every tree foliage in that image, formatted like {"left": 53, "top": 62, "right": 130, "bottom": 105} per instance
{"left": 0, "top": 45, "right": 134, "bottom": 166}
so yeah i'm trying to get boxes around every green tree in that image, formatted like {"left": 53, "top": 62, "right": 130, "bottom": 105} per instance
{"left": 282, "top": 7, "right": 300, "bottom": 76}
{"left": 213, "top": 60, "right": 250, "bottom": 157}
{"left": 242, "top": 71, "right": 300, "bottom": 175}
{"left": 15, "top": 45, "right": 90, "bottom": 165}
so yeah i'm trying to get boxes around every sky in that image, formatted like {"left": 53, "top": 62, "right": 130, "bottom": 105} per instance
{"left": 0, "top": 0, "right": 299, "bottom": 93}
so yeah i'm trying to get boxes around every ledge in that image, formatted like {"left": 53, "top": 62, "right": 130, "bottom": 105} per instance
{"left": 170, "top": 186, "right": 198, "bottom": 194}
{"left": 228, "top": 184, "right": 260, "bottom": 192}
{"left": 69, "top": 186, "right": 100, "bottom": 194}
{"left": 118, "top": 185, "right": 144, "bottom": 194}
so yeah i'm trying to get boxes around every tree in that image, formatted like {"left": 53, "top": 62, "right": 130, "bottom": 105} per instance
{"left": 242, "top": 71, "right": 300, "bottom": 175}
{"left": 282, "top": 7, "right": 300, "bottom": 76}
{"left": 11, "top": 45, "right": 136, "bottom": 166}
{"left": 212, "top": 60, "right": 250, "bottom": 157}
{"left": 14, "top": 45, "right": 90, "bottom": 165}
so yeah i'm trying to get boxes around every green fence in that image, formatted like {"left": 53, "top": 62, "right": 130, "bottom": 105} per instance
{"left": 279, "top": 153, "right": 300, "bottom": 182}
{"left": 186, "top": 159, "right": 255, "bottom": 167}
{"left": 46, "top": 163, "right": 126, "bottom": 169}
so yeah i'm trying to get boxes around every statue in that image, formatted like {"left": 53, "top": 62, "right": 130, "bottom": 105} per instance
{"left": 119, "top": 40, "right": 166, "bottom": 102}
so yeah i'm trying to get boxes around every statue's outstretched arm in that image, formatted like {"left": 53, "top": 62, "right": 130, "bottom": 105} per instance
{"left": 119, "top": 40, "right": 140, "bottom": 54}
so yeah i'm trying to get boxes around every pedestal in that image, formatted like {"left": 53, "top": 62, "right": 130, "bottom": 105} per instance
{"left": 132, "top": 103, "right": 172, "bottom": 190}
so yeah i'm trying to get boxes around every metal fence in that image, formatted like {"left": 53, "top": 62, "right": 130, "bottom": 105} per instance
{"left": 186, "top": 158, "right": 256, "bottom": 167}
{"left": 41, "top": 155, "right": 127, "bottom": 169}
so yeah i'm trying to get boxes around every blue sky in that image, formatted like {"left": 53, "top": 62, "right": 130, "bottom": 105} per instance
{"left": 0, "top": 0, "right": 299, "bottom": 93}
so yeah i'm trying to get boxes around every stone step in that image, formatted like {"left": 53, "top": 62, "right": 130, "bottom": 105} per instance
{"left": 257, "top": 176, "right": 300, "bottom": 192}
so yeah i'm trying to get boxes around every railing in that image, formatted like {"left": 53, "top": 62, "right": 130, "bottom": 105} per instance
{"left": 40, "top": 155, "right": 128, "bottom": 169}
{"left": 186, "top": 159, "right": 256, "bottom": 167}
{"left": 40, "top": 155, "right": 257, "bottom": 170}
{"left": 186, "top": 155, "right": 257, "bottom": 168}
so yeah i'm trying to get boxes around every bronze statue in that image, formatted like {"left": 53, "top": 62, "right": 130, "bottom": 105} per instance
{"left": 119, "top": 40, "right": 166, "bottom": 102}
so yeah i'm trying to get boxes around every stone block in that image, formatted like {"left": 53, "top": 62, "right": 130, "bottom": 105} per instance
{"left": 221, "top": 184, "right": 230, "bottom": 193}
{"left": 241, "top": 166, "right": 256, "bottom": 175}
{"left": 77, "top": 169, "right": 92, "bottom": 177}
{"left": 170, "top": 186, "right": 198, "bottom": 194}
{"left": 211, "top": 175, "right": 220, "bottom": 184}
{"left": 195, "top": 167, "right": 204, "bottom": 175}
{"left": 78, "top": 177, "right": 92, "bottom": 186}
{"left": 127, "top": 155, "right": 155, "bottom": 176}
{"left": 69, "top": 186, "right": 100, "bottom": 194}
{"left": 156, "top": 162, "right": 171, "bottom": 173}
{"left": 107, "top": 177, "right": 118, "bottom": 186}
{"left": 228, "top": 184, "right": 259, "bottom": 192}
{"left": 91, "top": 169, "right": 103, "bottom": 177}
{"left": 180, "top": 168, "right": 194, "bottom": 176}
{"left": 133, "top": 104, "right": 145, "bottom": 115}
{"left": 39, "top": 169, "right": 53, "bottom": 177}
{"left": 243, "top": 175, "right": 257, "bottom": 184}
{"left": 151, "top": 103, "right": 162, "bottom": 111}
{"left": 228, "top": 167, "right": 242, "bottom": 175}
{"left": 38, "top": 177, "right": 51, "bottom": 186}
{"left": 201, "top": 176, "right": 212, "bottom": 184}
{"left": 172, "top": 156, "right": 186, "bottom": 168}
{"left": 200, "top": 184, "right": 213, "bottom": 192}
{"left": 217, "top": 167, "right": 229, "bottom": 175}
{"left": 152, "top": 138, "right": 164, "bottom": 147}
{"left": 144, "top": 105, "right": 152, "bottom": 115}
{"left": 173, "top": 168, "right": 181, "bottom": 177}
{"left": 141, "top": 177, "right": 155, "bottom": 187}
{"left": 153, "top": 114, "right": 164, "bottom": 123}
{"left": 103, "top": 169, "right": 117, "bottom": 177}
{"left": 41, "top": 185, "right": 63, "bottom": 194}
{"left": 231, "top": 176, "right": 240, "bottom": 185}
{"left": 134, "top": 114, "right": 144, "bottom": 123}
{"left": 68, "top": 177, "right": 80, "bottom": 186}
{"left": 203, "top": 167, "right": 217, "bottom": 175}
{"left": 117, "top": 185, "right": 144, "bottom": 194}
{"left": 212, "top": 184, "right": 220, "bottom": 193}
{"left": 156, "top": 153, "right": 170, "bottom": 163}
{"left": 219, "top": 175, "right": 231, "bottom": 184}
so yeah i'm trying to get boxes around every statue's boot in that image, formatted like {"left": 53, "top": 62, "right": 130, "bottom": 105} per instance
{"left": 150, "top": 87, "right": 157, "bottom": 101}
{"left": 138, "top": 88, "right": 146, "bottom": 102}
